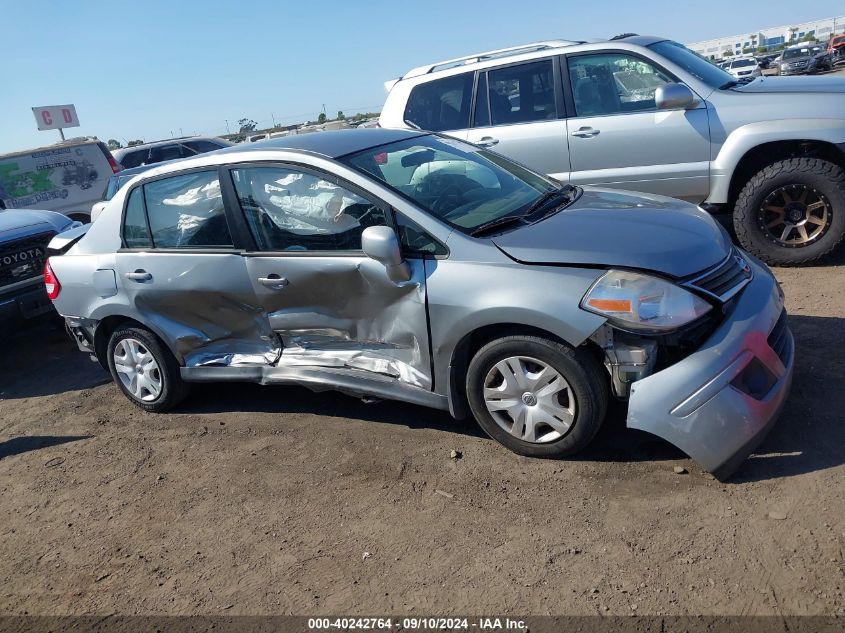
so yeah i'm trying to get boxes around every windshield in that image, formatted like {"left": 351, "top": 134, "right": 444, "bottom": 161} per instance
{"left": 340, "top": 135, "right": 559, "bottom": 232}
{"left": 648, "top": 40, "right": 734, "bottom": 88}
{"left": 783, "top": 48, "right": 810, "bottom": 60}
{"left": 732, "top": 59, "right": 756, "bottom": 67}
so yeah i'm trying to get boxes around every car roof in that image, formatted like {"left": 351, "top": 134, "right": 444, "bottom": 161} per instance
{"left": 115, "top": 136, "right": 226, "bottom": 153}
{"left": 217, "top": 128, "right": 428, "bottom": 159}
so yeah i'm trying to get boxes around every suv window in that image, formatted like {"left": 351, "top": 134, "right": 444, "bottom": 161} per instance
{"left": 404, "top": 73, "right": 473, "bottom": 132}
{"left": 119, "top": 149, "right": 148, "bottom": 169}
{"left": 567, "top": 53, "right": 672, "bottom": 116}
{"left": 184, "top": 140, "right": 223, "bottom": 153}
{"left": 149, "top": 144, "right": 194, "bottom": 163}
{"left": 483, "top": 60, "right": 557, "bottom": 126}
{"left": 122, "top": 171, "right": 233, "bottom": 248}
{"left": 231, "top": 166, "right": 388, "bottom": 252}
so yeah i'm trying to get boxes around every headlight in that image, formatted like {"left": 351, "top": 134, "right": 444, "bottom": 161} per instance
{"left": 780, "top": 63, "right": 788, "bottom": 69}
{"left": 581, "top": 270, "right": 712, "bottom": 332}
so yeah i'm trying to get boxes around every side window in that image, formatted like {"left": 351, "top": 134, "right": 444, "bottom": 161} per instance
{"left": 395, "top": 213, "right": 447, "bottom": 257}
{"left": 231, "top": 166, "right": 388, "bottom": 252}
{"left": 567, "top": 53, "right": 673, "bottom": 117}
{"left": 119, "top": 150, "right": 147, "bottom": 169}
{"left": 143, "top": 171, "right": 232, "bottom": 248}
{"left": 184, "top": 140, "right": 224, "bottom": 153}
{"left": 149, "top": 144, "right": 191, "bottom": 163}
{"left": 123, "top": 187, "right": 152, "bottom": 248}
{"left": 487, "top": 60, "right": 556, "bottom": 125}
{"left": 404, "top": 73, "right": 473, "bottom": 132}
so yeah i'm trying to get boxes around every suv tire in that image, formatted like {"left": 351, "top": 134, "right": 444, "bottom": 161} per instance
{"left": 106, "top": 325, "right": 190, "bottom": 412}
{"left": 466, "top": 335, "right": 608, "bottom": 458}
{"left": 734, "top": 158, "right": 845, "bottom": 266}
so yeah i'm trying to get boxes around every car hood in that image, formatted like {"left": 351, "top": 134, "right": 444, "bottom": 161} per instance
{"left": 734, "top": 75, "right": 845, "bottom": 93}
{"left": 0, "top": 209, "right": 73, "bottom": 236}
{"left": 491, "top": 188, "right": 732, "bottom": 278}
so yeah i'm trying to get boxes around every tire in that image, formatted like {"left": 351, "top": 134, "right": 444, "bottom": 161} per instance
{"left": 733, "top": 158, "right": 845, "bottom": 266}
{"left": 106, "top": 325, "right": 190, "bottom": 412}
{"left": 466, "top": 335, "right": 609, "bottom": 458}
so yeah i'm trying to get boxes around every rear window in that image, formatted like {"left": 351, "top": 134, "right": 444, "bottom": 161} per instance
{"left": 404, "top": 73, "right": 473, "bottom": 132}
{"left": 118, "top": 149, "right": 148, "bottom": 169}
{"left": 122, "top": 171, "right": 233, "bottom": 249}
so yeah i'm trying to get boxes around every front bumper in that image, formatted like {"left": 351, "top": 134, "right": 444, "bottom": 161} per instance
{"left": 626, "top": 256, "right": 793, "bottom": 479}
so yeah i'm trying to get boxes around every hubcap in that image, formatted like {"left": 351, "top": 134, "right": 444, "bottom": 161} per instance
{"left": 757, "top": 184, "right": 831, "bottom": 247}
{"left": 483, "top": 356, "right": 576, "bottom": 444}
{"left": 113, "top": 338, "right": 162, "bottom": 402}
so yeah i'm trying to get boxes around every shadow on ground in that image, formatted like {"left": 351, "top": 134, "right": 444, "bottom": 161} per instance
{"left": 0, "top": 435, "right": 91, "bottom": 461}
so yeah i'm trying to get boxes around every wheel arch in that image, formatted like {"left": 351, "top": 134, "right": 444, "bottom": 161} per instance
{"left": 93, "top": 313, "right": 177, "bottom": 370}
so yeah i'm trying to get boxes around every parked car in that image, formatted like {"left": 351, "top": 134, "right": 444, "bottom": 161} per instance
{"left": 725, "top": 57, "right": 762, "bottom": 80}
{"left": 46, "top": 129, "right": 793, "bottom": 479}
{"left": 778, "top": 45, "right": 826, "bottom": 75}
{"left": 380, "top": 36, "right": 845, "bottom": 266}
{"left": 0, "top": 200, "right": 79, "bottom": 329}
{"left": 0, "top": 138, "right": 121, "bottom": 222}
{"left": 112, "top": 136, "right": 231, "bottom": 169}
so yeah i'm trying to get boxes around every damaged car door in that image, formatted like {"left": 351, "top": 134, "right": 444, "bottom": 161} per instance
{"left": 228, "top": 165, "right": 433, "bottom": 390}
{"left": 114, "top": 169, "right": 279, "bottom": 366}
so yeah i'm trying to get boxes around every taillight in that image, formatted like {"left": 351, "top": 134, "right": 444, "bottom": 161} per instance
{"left": 107, "top": 154, "right": 122, "bottom": 174}
{"left": 44, "top": 260, "right": 61, "bottom": 300}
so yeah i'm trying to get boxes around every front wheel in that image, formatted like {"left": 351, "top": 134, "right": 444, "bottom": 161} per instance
{"left": 106, "top": 325, "right": 190, "bottom": 412}
{"left": 465, "top": 336, "right": 608, "bottom": 458}
{"left": 733, "top": 158, "right": 845, "bottom": 266}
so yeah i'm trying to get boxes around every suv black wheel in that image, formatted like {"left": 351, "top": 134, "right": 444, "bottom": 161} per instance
{"left": 466, "top": 335, "right": 608, "bottom": 458}
{"left": 734, "top": 158, "right": 845, "bottom": 266}
{"left": 106, "top": 325, "right": 190, "bottom": 412}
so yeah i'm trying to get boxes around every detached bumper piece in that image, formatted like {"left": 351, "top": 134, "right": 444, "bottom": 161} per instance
{"left": 626, "top": 257, "right": 793, "bottom": 480}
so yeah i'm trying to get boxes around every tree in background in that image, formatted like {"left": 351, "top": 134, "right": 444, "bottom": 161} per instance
{"left": 337, "top": 111, "right": 346, "bottom": 120}
{"left": 722, "top": 50, "right": 733, "bottom": 58}
{"left": 107, "top": 139, "right": 123, "bottom": 150}
{"left": 742, "top": 47, "right": 752, "bottom": 55}
{"left": 238, "top": 118, "right": 258, "bottom": 134}
{"left": 757, "top": 46, "right": 768, "bottom": 53}
{"left": 317, "top": 113, "right": 327, "bottom": 124}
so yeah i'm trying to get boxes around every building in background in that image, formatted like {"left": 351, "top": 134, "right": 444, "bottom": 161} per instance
{"left": 689, "top": 15, "right": 845, "bottom": 58}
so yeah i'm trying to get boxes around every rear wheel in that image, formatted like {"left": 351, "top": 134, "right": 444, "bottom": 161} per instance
{"left": 106, "top": 326, "right": 189, "bottom": 412}
{"left": 466, "top": 335, "right": 608, "bottom": 458}
{"left": 734, "top": 158, "right": 845, "bottom": 265}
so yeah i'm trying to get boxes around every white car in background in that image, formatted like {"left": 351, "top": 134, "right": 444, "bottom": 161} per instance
{"left": 726, "top": 57, "right": 762, "bottom": 80}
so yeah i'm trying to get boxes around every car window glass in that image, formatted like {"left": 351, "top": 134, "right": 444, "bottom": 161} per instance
{"left": 143, "top": 171, "right": 232, "bottom": 248}
{"left": 123, "top": 187, "right": 152, "bottom": 248}
{"left": 404, "top": 73, "right": 473, "bottom": 132}
{"left": 149, "top": 144, "right": 188, "bottom": 163}
{"left": 473, "top": 73, "right": 490, "bottom": 127}
{"left": 568, "top": 53, "right": 672, "bottom": 117}
{"left": 119, "top": 150, "right": 148, "bottom": 169}
{"left": 395, "top": 213, "right": 447, "bottom": 256}
{"left": 184, "top": 140, "right": 223, "bottom": 153}
{"left": 231, "top": 167, "right": 388, "bottom": 252}
{"left": 487, "top": 60, "right": 556, "bottom": 125}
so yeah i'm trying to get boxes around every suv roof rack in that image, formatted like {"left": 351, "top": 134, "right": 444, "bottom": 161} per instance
{"left": 401, "top": 40, "right": 582, "bottom": 80}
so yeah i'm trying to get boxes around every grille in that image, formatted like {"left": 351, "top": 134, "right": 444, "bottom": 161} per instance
{"left": 767, "top": 309, "right": 791, "bottom": 366}
{"left": 0, "top": 231, "right": 54, "bottom": 288}
{"left": 683, "top": 249, "right": 753, "bottom": 302}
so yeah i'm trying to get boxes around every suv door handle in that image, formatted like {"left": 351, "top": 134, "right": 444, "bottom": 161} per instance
{"left": 258, "top": 275, "right": 289, "bottom": 290}
{"left": 571, "top": 127, "right": 600, "bottom": 138}
{"left": 476, "top": 136, "right": 499, "bottom": 148}
{"left": 125, "top": 270, "right": 152, "bottom": 282}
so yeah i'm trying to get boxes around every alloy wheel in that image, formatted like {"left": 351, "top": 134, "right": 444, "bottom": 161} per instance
{"left": 483, "top": 356, "right": 576, "bottom": 443}
{"left": 758, "top": 184, "right": 832, "bottom": 247}
{"left": 113, "top": 338, "right": 163, "bottom": 402}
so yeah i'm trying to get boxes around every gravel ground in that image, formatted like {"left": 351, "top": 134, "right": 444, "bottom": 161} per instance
{"left": 1, "top": 258, "right": 844, "bottom": 617}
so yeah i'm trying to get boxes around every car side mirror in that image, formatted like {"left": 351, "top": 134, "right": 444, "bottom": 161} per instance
{"left": 655, "top": 83, "right": 697, "bottom": 110}
{"left": 361, "top": 226, "right": 411, "bottom": 283}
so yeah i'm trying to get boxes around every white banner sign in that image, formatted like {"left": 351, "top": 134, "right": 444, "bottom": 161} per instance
{"left": 32, "top": 104, "right": 80, "bottom": 131}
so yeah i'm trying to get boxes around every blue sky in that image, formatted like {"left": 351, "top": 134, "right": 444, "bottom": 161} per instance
{"left": 2, "top": 0, "right": 842, "bottom": 152}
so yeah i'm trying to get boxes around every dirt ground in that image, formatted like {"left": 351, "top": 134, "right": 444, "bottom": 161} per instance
{"left": 1, "top": 254, "right": 844, "bottom": 617}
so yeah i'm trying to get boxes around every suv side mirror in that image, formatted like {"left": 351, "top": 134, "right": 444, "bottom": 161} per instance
{"left": 361, "top": 226, "right": 411, "bottom": 283}
{"left": 655, "top": 83, "right": 697, "bottom": 110}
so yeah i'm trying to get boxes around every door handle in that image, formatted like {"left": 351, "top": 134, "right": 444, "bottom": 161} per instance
{"left": 571, "top": 127, "right": 600, "bottom": 138}
{"left": 258, "top": 275, "right": 289, "bottom": 290}
{"left": 125, "top": 270, "right": 152, "bottom": 282}
{"left": 476, "top": 136, "right": 499, "bottom": 148}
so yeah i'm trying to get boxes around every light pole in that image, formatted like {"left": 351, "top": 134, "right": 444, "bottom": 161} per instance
{"left": 225, "top": 119, "right": 230, "bottom": 135}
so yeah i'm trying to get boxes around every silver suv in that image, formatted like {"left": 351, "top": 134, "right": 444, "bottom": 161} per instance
{"left": 113, "top": 136, "right": 231, "bottom": 169}
{"left": 380, "top": 35, "right": 845, "bottom": 266}
{"left": 45, "top": 129, "right": 793, "bottom": 479}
